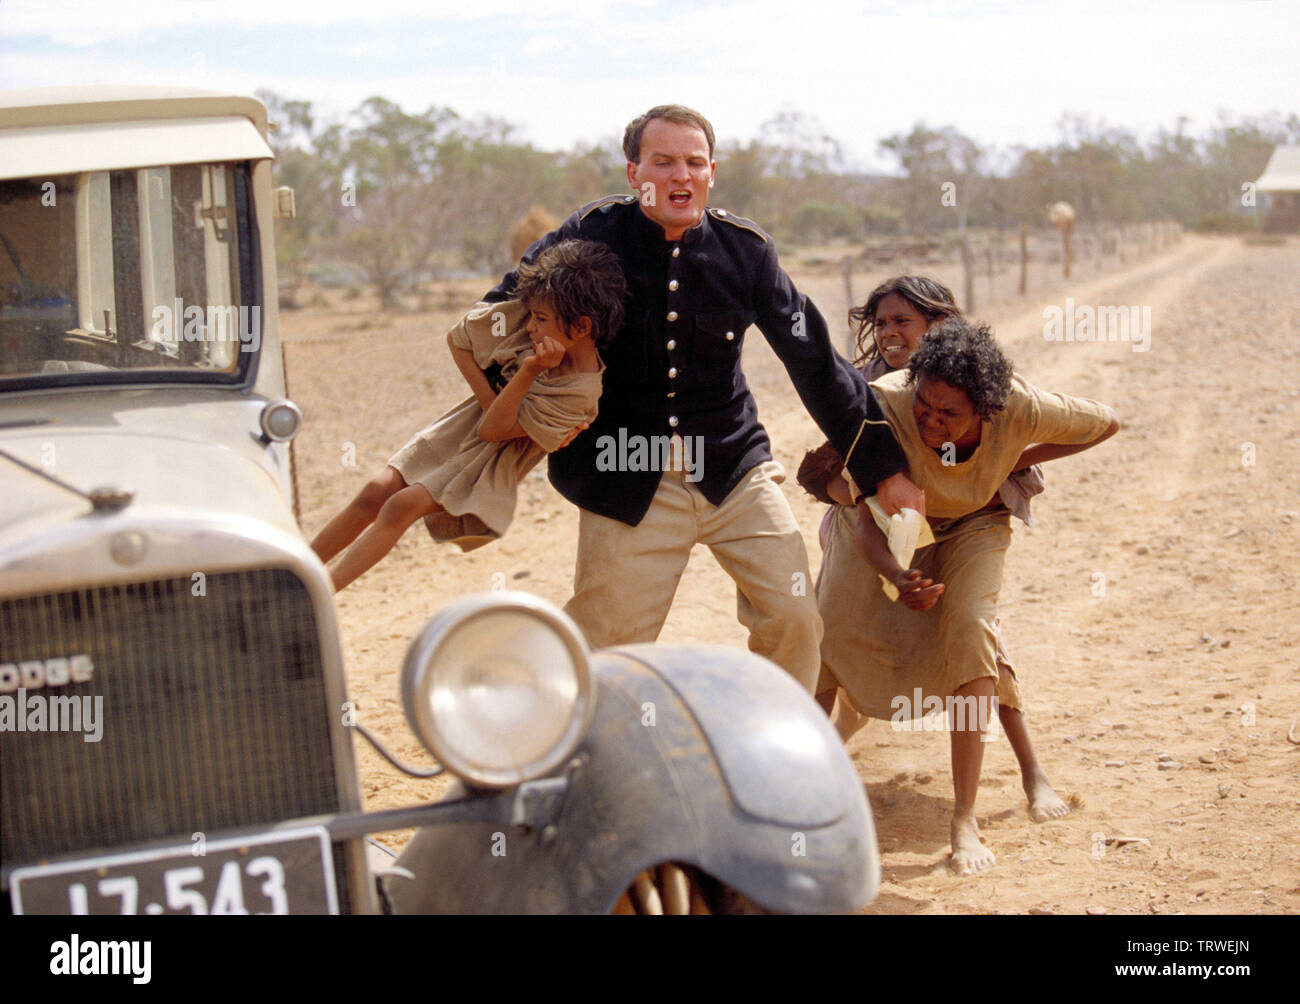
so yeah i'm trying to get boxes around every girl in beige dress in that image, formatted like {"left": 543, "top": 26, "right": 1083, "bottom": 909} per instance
{"left": 805, "top": 277, "right": 1066, "bottom": 826}
{"left": 311, "top": 240, "right": 626, "bottom": 592}
{"left": 816, "top": 314, "right": 1118, "bottom": 874}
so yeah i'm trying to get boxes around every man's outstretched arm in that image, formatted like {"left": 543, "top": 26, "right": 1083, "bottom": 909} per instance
{"left": 753, "top": 242, "right": 922, "bottom": 512}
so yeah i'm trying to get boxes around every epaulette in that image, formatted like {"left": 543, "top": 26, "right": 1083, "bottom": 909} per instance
{"left": 579, "top": 194, "right": 638, "bottom": 220}
{"left": 707, "top": 206, "right": 768, "bottom": 242}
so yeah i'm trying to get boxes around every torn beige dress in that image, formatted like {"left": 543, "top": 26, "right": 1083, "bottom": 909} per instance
{"left": 388, "top": 301, "right": 602, "bottom": 552}
{"left": 816, "top": 370, "right": 1112, "bottom": 721}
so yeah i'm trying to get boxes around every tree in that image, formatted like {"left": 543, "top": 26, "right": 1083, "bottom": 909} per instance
{"left": 1203, "top": 112, "right": 1300, "bottom": 215}
{"left": 331, "top": 97, "right": 470, "bottom": 309}
{"left": 257, "top": 91, "right": 338, "bottom": 307}
{"left": 877, "top": 122, "right": 986, "bottom": 232}
{"left": 553, "top": 137, "right": 627, "bottom": 208}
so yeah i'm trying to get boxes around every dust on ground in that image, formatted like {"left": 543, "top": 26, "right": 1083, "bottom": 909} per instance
{"left": 284, "top": 233, "right": 1300, "bottom": 915}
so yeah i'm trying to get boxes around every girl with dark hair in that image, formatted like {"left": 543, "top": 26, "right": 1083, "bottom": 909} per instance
{"left": 311, "top": 240, "right": 625, "bottom": 591}
{"left": 813, "top": 315, "right": 1118, "bottom": 874}
{"left": 804, "top": 276, "right": 1065, "bottom": 830}
{"left": 847, "top": 274, "right": 963, "bottom": 372}
{"left": 801, "top": 277, "right": 966, "bottom": 545}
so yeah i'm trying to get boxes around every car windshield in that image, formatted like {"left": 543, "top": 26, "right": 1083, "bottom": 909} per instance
{"left": 0, "top": 161, "right": 260, "bottom": 389}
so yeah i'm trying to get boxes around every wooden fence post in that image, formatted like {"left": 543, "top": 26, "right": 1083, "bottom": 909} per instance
{"left": 1018, "top": 224, "right": 1028, "bottom": 295}
{"left": 960, "top": 230, "right": 975, "bottom": 313}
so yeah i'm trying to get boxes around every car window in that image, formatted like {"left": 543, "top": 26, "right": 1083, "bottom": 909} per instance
{"left": 0, "top": 161, "right": 259, "bottom": 388}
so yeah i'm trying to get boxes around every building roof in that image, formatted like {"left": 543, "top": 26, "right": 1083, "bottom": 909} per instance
{"left": 1254, "top": 145, "right": 1300, "bottom": 193}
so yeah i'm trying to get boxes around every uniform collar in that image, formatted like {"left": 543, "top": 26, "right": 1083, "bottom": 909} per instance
{"left": 633, "top": 203, "right": 711, "bottom": 247}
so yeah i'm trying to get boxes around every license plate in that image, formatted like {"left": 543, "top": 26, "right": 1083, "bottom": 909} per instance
{"left": 10, "top": 827, "right": 338, "bottom": 915}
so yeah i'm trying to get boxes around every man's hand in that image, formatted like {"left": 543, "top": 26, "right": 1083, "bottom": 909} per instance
{"left": 876, "top": 471, "right": 925, "bottom": 517}
{"left": 556, "top": 421, "right": 589, "bottom": 450}
{"left": 525, "top": 336, "right": 566, "bottom": 372}
{"left": 893, "top": 568, "right": 944, "bottom": 611}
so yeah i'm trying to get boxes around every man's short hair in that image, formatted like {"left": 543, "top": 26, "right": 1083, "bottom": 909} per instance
{"left": 515, "top": 239, "right": 628, "bottom": 347}
{"left": 622, "top": 104, "right": 716, "bottom": 163}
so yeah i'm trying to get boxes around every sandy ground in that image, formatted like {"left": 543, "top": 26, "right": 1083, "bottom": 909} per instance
{"left": 283, "top": 232, "right": 1300, "bottom": 915}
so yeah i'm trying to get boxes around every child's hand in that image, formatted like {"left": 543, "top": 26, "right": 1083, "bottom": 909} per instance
{"left": 526, "top": 336, "right": 566, "bottom": 372}
{"left": 893, "top": 568, "right": 944, "bottom": 611}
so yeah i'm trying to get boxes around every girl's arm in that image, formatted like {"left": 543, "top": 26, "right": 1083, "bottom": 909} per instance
{"left": 852, "top": 501, "right": 944, "bottom": 611}
{"left": 477, "top": 361, "right": 542, "bottom": 442}
{"left": 1011, "top": 408, "right": 1120, "bottom": 470}
{"left": 477, "top": 337, "right": 565, "bottom": 443}
{"left": 449, "top": 333, "right": 498, "bottom": 413}
{"left": 827, "top": 476, "right": 853, "bottom": 506}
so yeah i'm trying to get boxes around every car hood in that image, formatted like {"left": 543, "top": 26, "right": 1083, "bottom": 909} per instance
{"left": 0, "top": 388, "right": 294, "bottom": 544}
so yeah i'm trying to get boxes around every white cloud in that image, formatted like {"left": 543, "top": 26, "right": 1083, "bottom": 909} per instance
{"left": 0, "top": 0, "right": 643, "bottom": 44}
{"left": 338, "top": 37, "right": 406, "bottom": 61}
{"left": 522, "top": 34, "right": 567, "bottom": 56}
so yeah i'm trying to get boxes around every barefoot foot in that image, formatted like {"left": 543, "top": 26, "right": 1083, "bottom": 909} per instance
{"left": 949, "top": 814, "right": 995, "bottom": 875}
{"left": 1026, "top": 772, "right": 1070, "bottom": 822}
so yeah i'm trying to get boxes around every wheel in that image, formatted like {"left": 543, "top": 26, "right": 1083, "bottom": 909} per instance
{"left": 610, "top": 863, "right": 774, "bottom": 915}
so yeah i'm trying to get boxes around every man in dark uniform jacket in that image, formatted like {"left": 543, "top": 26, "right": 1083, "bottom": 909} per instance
{"left": 484, "top": 104, "right": 922, "bottom": 692}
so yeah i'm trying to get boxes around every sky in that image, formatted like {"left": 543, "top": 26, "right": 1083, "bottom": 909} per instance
{"left": 1, "top": 0, "right": 1296, "bottom": 172}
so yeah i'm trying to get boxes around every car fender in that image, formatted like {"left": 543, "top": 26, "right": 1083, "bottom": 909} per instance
{"left": 383, "top": 644, "right": 879, "bottom": 914}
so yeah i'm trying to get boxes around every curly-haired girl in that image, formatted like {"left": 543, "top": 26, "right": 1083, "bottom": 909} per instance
{"left": 311, "top": 239, "right": 626, "bottom": 591}
{"left": 815, "top": 315, "right": 1118, "bottom": 874}
{"left": 808, "top": 277, "right": 1068, "bottom": 829}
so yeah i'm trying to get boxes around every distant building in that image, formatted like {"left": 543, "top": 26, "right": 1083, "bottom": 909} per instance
{"left": 1254, "top": 145, "right": 1300, "bottom": 233}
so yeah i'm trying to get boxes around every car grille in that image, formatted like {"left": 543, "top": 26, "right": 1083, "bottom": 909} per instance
{"left": 0, "top": 568, "right": 347, "bottom": 901}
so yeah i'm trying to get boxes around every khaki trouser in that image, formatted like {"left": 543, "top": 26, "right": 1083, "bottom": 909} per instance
{"left": 564, "top": 459, "right": 823, "bottom": 693}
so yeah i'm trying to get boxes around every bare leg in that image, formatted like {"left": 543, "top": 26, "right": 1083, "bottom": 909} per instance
{"left": 997, "top": 673, "right": 1069, "bottom": 821}
{"left": 831, "top": 690, "right": 867, "bottom": 742}
{"left": 949, "top": 676, "right": 996, "bottom": 875}
{"left": 311, "top": 466, "right": 408, "bottom": 563}
{"left": 816, "top": 688, "right": 869, "bottom": 743}
{"left": 329, "top": 482, "right": 439, "bottom": 592}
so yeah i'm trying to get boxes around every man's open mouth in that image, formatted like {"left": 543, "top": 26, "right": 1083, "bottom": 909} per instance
{"left": 669, "top": 190, "right": 692, "bottom": 207}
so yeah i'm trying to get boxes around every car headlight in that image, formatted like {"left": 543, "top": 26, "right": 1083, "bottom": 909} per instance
{"left": 259, "top": 398, "right": 302, "bottom": 442}
{"left": 400, "top": 592, "right": 594, "bottom": 788}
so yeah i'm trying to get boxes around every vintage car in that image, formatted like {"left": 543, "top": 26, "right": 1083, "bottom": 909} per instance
{"left": 0, "top": 86, "right": 879, "bottom": 914}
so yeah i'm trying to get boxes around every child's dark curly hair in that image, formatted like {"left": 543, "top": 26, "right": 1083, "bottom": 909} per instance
{"left": 849, "top": 275, "right": 961, "bottom": 368}
{"left": 906, "top": 316, "right": 1013, "bottom": 419}
{"left": 514, "top": 239, "right": 628, "bottom": 347}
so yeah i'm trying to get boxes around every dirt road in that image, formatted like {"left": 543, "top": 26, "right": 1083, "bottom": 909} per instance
{"left": 285, "top": 233, "right": 1299, "bottom": 914}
